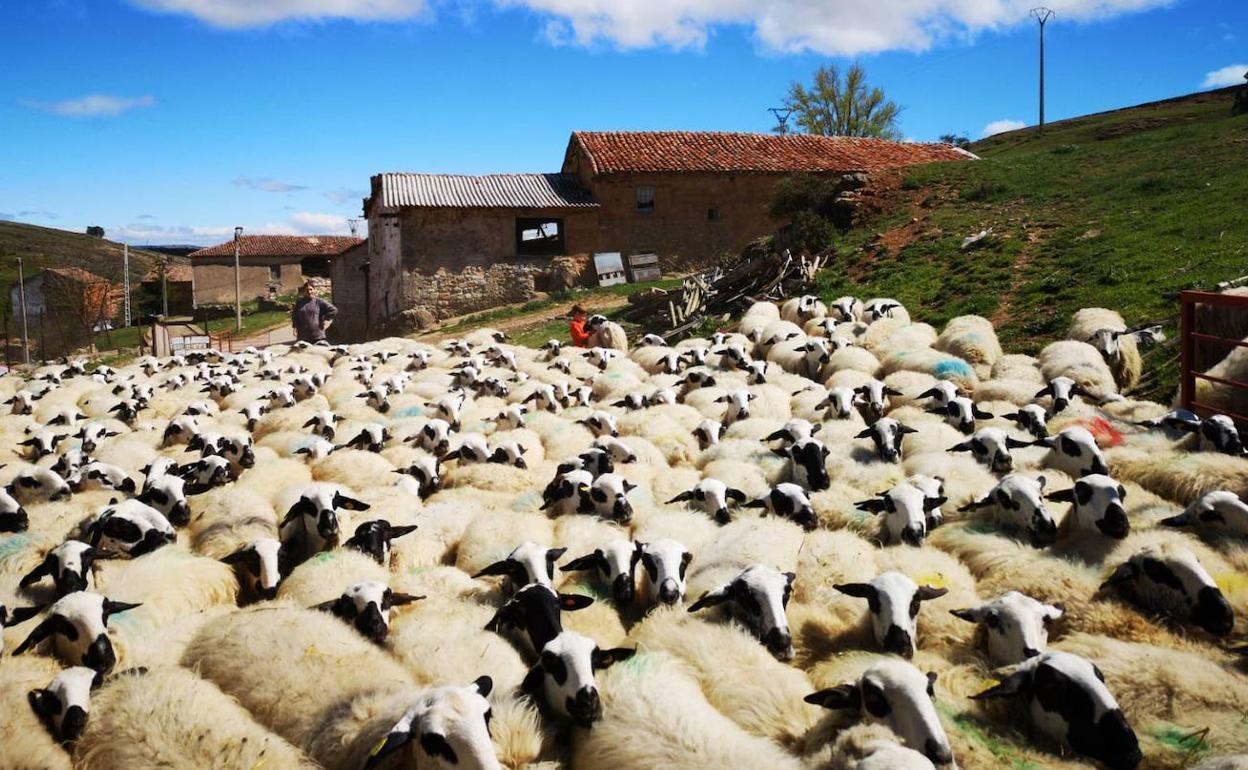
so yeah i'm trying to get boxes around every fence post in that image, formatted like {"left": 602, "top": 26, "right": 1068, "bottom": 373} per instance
{"left": 1180, "top": 292, "right": 1195, "bottom": 411}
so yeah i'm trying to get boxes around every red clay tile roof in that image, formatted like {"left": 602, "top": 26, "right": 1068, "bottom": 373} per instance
{"left": 189, "top": 235, "right": 363, "bottom": 259}
{"left": 568, "top": 131, "right": 976, "bottom": 175}
{"left": 43, "top": 266, "right": 113, "bottom": 284}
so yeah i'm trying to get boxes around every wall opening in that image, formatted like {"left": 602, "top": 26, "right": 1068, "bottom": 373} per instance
{"left": 635, "top": 186, "right": 655, "bottom": 213}
{"left": 516, "top": 218, "right": 565, "bottom": 257}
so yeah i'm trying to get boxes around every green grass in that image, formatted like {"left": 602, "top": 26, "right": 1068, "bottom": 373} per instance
{"left": 816, "top": 88, "right": 1248, "bottom": 400}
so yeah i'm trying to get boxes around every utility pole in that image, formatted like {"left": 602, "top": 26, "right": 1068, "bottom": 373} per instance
{"left": 768, "top": 107, "right": 794, "bottom": 135}
{"left": 122, "top": 243, "right": 131, "bottom": 327}
{"left": 233, "top": 226, "right": 243, "bottom": 332}
{"left": 16, "top": 256, "right": 30, "bottom": 365}
{"left": 347, "top": 218, "right": 361, "bottom": 237}
{"left": 160, "top": 256, "right": 169, "bottom": 316}
{"left": 1030, "top": 7, "right": 1054, "bottom": 135}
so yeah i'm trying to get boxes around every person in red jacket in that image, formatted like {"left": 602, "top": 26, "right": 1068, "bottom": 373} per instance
{"left": 568, "top": 304, "right": 591, "bottom": 347}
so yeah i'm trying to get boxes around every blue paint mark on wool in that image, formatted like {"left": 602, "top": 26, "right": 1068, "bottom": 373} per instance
{"left": 396, "top": 406, "right": 424, "bottom": 418}
{"left": 933, "top": 359, "right": 973, "bottom": 380}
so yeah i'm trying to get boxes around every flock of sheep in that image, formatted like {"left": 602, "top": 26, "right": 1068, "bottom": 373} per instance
{"left": 1, "top": 295, "right": 1248, "bottom": 770}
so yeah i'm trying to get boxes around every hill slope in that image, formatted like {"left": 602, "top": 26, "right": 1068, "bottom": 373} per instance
{"left": 818, "top": 85, "right": 1248, "bottom": 400}
{"left": 0, "top": 221, "right": 162, "bottom": 315}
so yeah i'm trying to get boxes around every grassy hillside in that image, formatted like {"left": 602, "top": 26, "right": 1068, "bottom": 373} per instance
{"left": 0, "top": 221, "right": 162, "bottom": 316}
{"left": 817, "top": 86, "right": 1248, "bottom": 400}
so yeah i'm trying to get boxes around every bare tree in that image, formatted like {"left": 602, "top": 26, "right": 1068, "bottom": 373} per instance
{"left": 782, "top": 63, "right": 902, "bottom": 139}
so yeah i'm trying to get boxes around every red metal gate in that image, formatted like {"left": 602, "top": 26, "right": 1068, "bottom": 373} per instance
{"left": 1179, "top": 290, "right": 1248, "bottom": 423}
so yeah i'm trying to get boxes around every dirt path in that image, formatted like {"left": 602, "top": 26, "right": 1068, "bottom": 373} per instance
{"left": 417, "top": 294, "right": 632, "bottom": 343}
{"left": 990, "top": 230, "right": 1043, "bottom": 327}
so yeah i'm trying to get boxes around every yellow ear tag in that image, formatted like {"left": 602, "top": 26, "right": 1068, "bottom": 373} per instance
{"left": 370, "top": 737, "right": 388, "bottom": 757}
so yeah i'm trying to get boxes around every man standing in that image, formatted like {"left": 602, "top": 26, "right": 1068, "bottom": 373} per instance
{"left": 292, "top": 281, "right": 337, "bottom": 344}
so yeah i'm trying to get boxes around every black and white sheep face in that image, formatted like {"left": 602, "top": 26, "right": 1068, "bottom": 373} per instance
{"left": 931, "top": 396, "right": 993, "bottom": 435}
{"left": 486, "top": 583, "right": 593, "bottom": 653}
{"left": 181, "top": 400, "right": 216, "bottom": 417}
{"left": 180, "top": 455, "right": 234, "bottom": 491}
{"left": 86, "top": 499, "right": 176, "bottom": 557}
{"left": 221, "top": 538, "right": 285, "bottom": 600}
{"left": 858, "top": 418, "right": 916, "bottom": 464}
{"left": 345, "top": 520, "right": 419, "bottom": 566}
{"left": 578, "top": 411, "right": 619, "bottom": 438}
{"left": 1035, "top": 376, "right": 1087, "bottom": 414}
{"left": 415, "top": 419, "right": 454, "bottom": 456}
{"left": 347, "top": 424, "right": 391, "bottom": 453}
{"left": 560, "top": 539, "right": 636, "bottom": 603}
{"left": 319, "top": 580, "right": 421, "bottom": 644}
{"left": 779, "top": 437, "right": 831, "bottom": 491}
{"left": 716, "top": 389, "right": 755, "bottom": 424}
{"left": 0, "top": 487, "right": 29, "bottom": 533}
{"left": 689, "top": 564, "right": 795, "bottom": 660}
{"left": 28, "top": 665, "right": 101, "bottom": 743}
{"left": 1036, "top": 426, "right": 1108, "bottom": 477}
{"left": 592, "top": 436, "right": 637, "bottom": 465}
{"left": 476, "top": 376, "right": 510, "bottom": 399}
{"left": 960, "top": 474, "right": 1057, "bottom": 547}
{"left": 45, "top": 408, "right": 87, "bottom": 428}
{"left": 359, "top": 385, "right": 392, "bottom": 414}
{"left": 267, "top": 385, "right": 296, "bottom": 409}
{"left": 443, "top": 339, "right": 473, "bottom": 357}
{"left": 712, "top": 344, "right": 751, "bottom": 371}
{"left": 492, "top": 404, "right": 528, "bottom": 431}
{"left": 21, "top": 429, "right": 61, "bottom": 460}
{"left": 364, "top": 678, "right": 498, "bottom": 770}
{"left": 951, "top": 591, "right": 1063, "bottom": 665}
{"left": 448, "top": 434, "right": 491, "bottom": 465}
{"left": 587, "top": 347, "right": 618, "bottom": 370}
{"left": 972, "top": 651, "right": 1140, "bottom": 770}
{"left": 835, "top": 571, "right": 947, "bottom": 659}
{"left": 681, "top": 347, "right": 710, "bottom": 368}
{"left": 76, "top": 423, "right": 117, "bottom": 454}
{"left": 675, "top": 369, "right": 717, "bottom": 395}
{"left": 407, "top": 350, "right": 432, "bottom": 371}
{"left": 76, "top": 462, "right": 137, "bottom": 495}
{"left": 633, "top": 539, "right": 691, "bottom": 607}
{"left": 540, "top": 339, "right": 563, "bottom": 359}
{"left": 11, "top": 591, "right": 139, "bottom": 673}
{"left": 800, "top": 338, "right": 832, "bottom": 378}
{"left": 612, "top": 391, "right": 647, "bottom": 410}
{"left": 211, "top": 435, "right": 256, "bottom": 470}
{"left": 1047, "top": 474, "right": 1129, "bottom": 539}
{"left": 818, "top": 386, "right": 860, "bottom": 420}
{"left": 806, "top": 659, "right": 953, "bottom": 767}
{"left": 302, "top": 410, "right": 338, "bottom": 441}
{"left": 581, "top": 473, "right": 636, "bottom": 523}
{"left": 293, "top": 438, "right": 336, "bottom": 462}
{"left": 6, "top": 389, "right": 36, "bottom": 415}
{"left": 765, "top": 418, "right": 820, "bottom": 446}
{"left": 645, "top": 388, "right": 678, "bottom": 407}
{"left": 666, "top": 478, "right": 746, "bottom": 525}
{"left": 864, "top": 299, "right": 903, "bottom": 322}
{"left": 856, "top": 381, "right": 900, "bottom": 422}
{"left": 107, "top": 399, "right": 141, "bottom": 424}
{"left": 452, "top": 365, "right": 481, "bottom": 388}
{"left": 541, "top": 469, "right": 593, "bottom": 516}
{"left": 9, "top": 467, "right": 73, "bottom": 502}
{"left": 950, "top": 427, "right": 1028, "bottom": 474}
{"left": 1200, "top": 414, "right": 1245, "bottom": 455}
{"left": 745, "top": 482, "right": 817, "bottom": 530}
{"left": 281, "top": 487, "right": 370, "bottom": 553}
{"left": 289, "top": 376, "right": 319, "bottom": 401}
{"left": 474, "top": 541, "right": 565, "bottom": 590}
{"left": 202, "top": 376, "right": 236, "bottom": 400}
{"left": 524, "top": 383, "right": 561, "bottom": 414}
{"left": 857, "top": 481, "right": 944, "bottom": 546}
{"left": 51, "top": 449, "right": 88, "bottom": 484}
{"left": 830, "top": 296, "right": 864, "bottom": 322}
{"left": 1002, "top": 404, "right": 1049, "bottom": 441}
{"left": 742, "top": 360, "right": 770, "bottom": 385}
{"left": 402, "top": 455, "right": 442, "bottom": 499}
{"left": 917, "top": 381, "right": 961, "bottom": 408}
{"left": 1161, "top": 489, "right": 1248, "bottom": 536}
{"left": 524, "top": 631, "right": 634, "bottom": 728}
{"left": 20, "top": 540, "right": 98, "bottom": 597}
{"left": 1103, "top": 545, "right": 1233, "bottom": 636}
{"left": 692, "top": 419, "right": 723, "bottom": 449}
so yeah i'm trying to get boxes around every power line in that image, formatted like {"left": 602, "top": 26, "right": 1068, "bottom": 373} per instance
{"left": 768, "top": 107, "right": 794, "bottom": 134}
{"left": 1030, "top": 7, "right": 1055, "bottom": 135}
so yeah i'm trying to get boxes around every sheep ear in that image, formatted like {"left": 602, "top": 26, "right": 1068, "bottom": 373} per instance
{"left": 666, "top": 491, "right": 695, "bottom": 504}
{"left": 1034, "top": 385, "right": 1053, "bottom": 399}
{"left": 1005, "top": 436, "right": 1034, "bottom": 449}
{"left": 855, "top": 428, "right": 874, "bottom": 439}
{"left": 559, "top": 593, "right": 594, "bottom": 611}
{"left": 6, "top": 604, "right": 47, "bottom": 627}
{"left": 12, "top": 615, "right": 60, "bottom": 655}
{"left": 917, "top": 585, "right": 948, "bottom": 601}
{"left": 1043, "top": 603, "right": 1065, "bottom": 622}
{"left": 972, "top": 405, "right": 995, "bottom": 419}
{"left": 388, "top": 593, "right": 423, "bottom": 608}
{"left": 387, "top": 524, "right": 419, "bottom": 540}
{"left": 219, "top": 547, "right": 253, "bottom": 566}
{"left": 971, "top": 671, "right": 1026, "bottom": 701}
{"left": 472, "top": 560, "right": 517, "bottom": 580}
{"left": 948, "top": 441, "right": 971, "bottom": 453}
{"left": 592, "top": 647, "right": 636, "bottom": 670}
{"left": 687, "top": 584, "right": 731, "bottom": 613}
{"left": 726, "top": 488, "right": 747, "bottom": 503}
{"left": 804, "top": 684, "right": 858, "bottom": 710}
{"left": 281, "top": 499, "right": 312, "bottom": 526}
{"left": 19, "top": 559, "right": 51, "bottom": 588}
{"left": 855, "top": 498, "right": 887, "bottom": 514}
{"left": 949, "top": 607, "right": 982, "bottom": 623}
{"left": 834, "top": 582, "right": 877, "bottom": 600}
{"left": 1046, "top": 488, "right": 1076, "bottom": 503}
{"left": 333, "top": 493, "right": 371, "bottom": 512}
{"left": 560, "top": 552, "right": 602, "bottom": 572}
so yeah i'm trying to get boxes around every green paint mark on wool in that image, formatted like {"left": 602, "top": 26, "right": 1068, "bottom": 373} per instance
{"left": 964, "top": 520, "right": 1000, "bottom": 535}
{"left": 1151, "top": 723, "right": 1211, "bottom": 757}
{"left": 313, "top": 551, "right": 337, "bottom": 564}
{"left": 944, "top": 707, "right": 1040, "bottom": 770}
{"left": 0, "top": 533, "right": 32, "bottom": 564}
{"left": 619, "top": 650, "right": 658, "bottom": 678}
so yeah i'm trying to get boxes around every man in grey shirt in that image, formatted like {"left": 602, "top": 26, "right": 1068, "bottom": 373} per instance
{"left": 291, "top": 281, "right": 337, "bottom": 344}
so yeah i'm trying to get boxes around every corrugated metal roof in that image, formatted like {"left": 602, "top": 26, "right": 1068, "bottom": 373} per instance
{"left": 375, "top": 173, "right": 599, "bottom": 210}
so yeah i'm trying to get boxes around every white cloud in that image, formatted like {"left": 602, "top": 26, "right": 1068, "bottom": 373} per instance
{"left": 233, "top": 176, "right": 308, "bottom": 193}
{"left": 982, "top": 118, "right": 1025, "bottom": 137}
{"left": 289, "top": 212, "right": 357, "bottom": 234}
{"left": 21, "top": 94, "right": 155, "bottom": 118}
{"left": 126, "top": 0, "right": 428, "bottom": 28}
{"left": 1202, "top": 64, "right": 1247, "bottom": 88}
{"left": 324, "top": 187, "right": 367, "bottom": 206}
{"left": 494, "top": 0, "right": 1174, "bottom": 55}
{"left": 110, "top": 212, "right": 366, "bottom": 245}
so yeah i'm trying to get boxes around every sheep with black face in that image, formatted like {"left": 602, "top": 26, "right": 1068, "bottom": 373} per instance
{"left": 1101, "top": 543, "right": 1234, "bottom": 636}
{"left": 948, "top": 427, "right": 1029, "bottom": 474}
{"left": 1047, "top": 473, "right": 1129, "bottom": 539}
{"left": 633, "top": 539, "right": 692, "bottom": 608}
{"left": 345, "top": 519, "right": 419, "bottom": 565}
{"left": 27, "top": 665, "right": 101, "bottom": 743}
{"left": 950, "top": 591, "right": 1064, "bottom": 665}
{"left": 522, "top": 630, "right": 634, "bottom": 727}
{"left": 959, "top": 474, "right": 1059, "bottom": 547}
{"left": 9, "top": 591, "right": 140, "bottom": 673}
{"left": 560, "top": 539, "right": 637, "bottom": 603}
{"left": 743, "top": 483, "right": 817, "bottom": 530}
{"left": 220, "top": 538, "right": 285, "bottom": 601}
{"left": 856, "top": 479, "right": 945, "bottom": 546}
{"left": 834, "top": 571, "right": 948, "bottom": 658}
{"left": 667, "top": 478, "right": 747, "bottom": 524}
{"left": 20, "top": 540, "right": 100, "bottom": 597}
{"left": 316, "top": 580, "right": 422, "bottom": 643}
{"left": 688, "top": 563, "right": 796, "bottom": 660}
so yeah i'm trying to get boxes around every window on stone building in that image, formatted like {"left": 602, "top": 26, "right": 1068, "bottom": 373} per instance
{"left": 269, "top": 265, "right": 281, "bottom": 281}
{"left": 516, "top": 218, "right": 565, "bottom": 257}
{"left": 635, "top": 186, "right": 655, "bottom": 213}
{"left": 707, "top": 208, "right": 720, "bottom": 222}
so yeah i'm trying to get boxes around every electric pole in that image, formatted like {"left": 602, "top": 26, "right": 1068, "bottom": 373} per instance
{"left": 16, "top": 256, "right": 30, "bottom": 365}
{"left": 1031, "top": 7, "right": 1054, "bottom": 135}
{"left": 160, "top": 256, "right": 169, "bottom": 316}
{"left": 768, "top": 107, "right": 794, "bottom": 135}
{"left": 347, "top": 218, "right": 361, "bottom": 237}
{"left": 122, "top": 243, "right": 131, "bottom": 327}
{"left": 233, "top": 226, "right": 243, "bottom": 332}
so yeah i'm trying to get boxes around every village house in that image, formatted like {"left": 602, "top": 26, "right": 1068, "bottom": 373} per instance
{"left": 346, "top": 131, "right": 973, "bottom": 337}
{"left": 8, "top": 266, "right": 123, "bottom": 356}
{"left": 188, "top": 235, "right": 362, "bottom": 306}
{"left": 141, "top": 260, "right": 194, "bottom": 315}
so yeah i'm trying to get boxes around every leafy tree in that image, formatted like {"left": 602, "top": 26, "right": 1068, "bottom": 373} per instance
{"left": 782, "top": 63, "right": 902, "bottom": 139}
{"left": 770, "top": 174, "right": 851, "bottom": 253}
{"left": 939, "top": 133, "right": 972, "bottom": 149}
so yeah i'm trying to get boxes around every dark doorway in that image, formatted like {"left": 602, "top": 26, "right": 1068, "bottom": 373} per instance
{"left": 516, "top": 218, "right": 565, "bottom": 257}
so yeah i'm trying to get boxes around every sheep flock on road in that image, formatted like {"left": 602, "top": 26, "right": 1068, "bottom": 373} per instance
{"left": 2, "top": 297, "right": 1248, "bottom": 770}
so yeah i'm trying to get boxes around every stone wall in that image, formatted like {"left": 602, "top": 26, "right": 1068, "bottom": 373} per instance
{"left": 403, "top": 263, "right": 539, "bottom": 321}
{"left": 329, "top": 243, "right": 368, "bottom": 343}
{"left": 398, "top": 207, "right": 598, "bottom": 273}
{"left": 192, "top": 261, "right": 303, "bottom": 305}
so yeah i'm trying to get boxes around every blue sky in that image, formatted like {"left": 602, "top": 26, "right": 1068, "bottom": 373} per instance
{"left": 0, "top": 0, "right": 1242, "bottom": 246}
